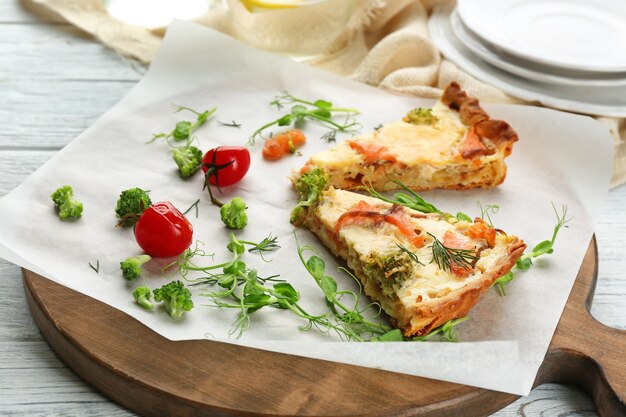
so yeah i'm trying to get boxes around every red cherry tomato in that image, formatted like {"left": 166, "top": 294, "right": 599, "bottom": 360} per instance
{"left": 134, "top": 202, "right": 193, "bottom": 257}
{"left": 202, "top": 146, "right": 250, "bottom": 187}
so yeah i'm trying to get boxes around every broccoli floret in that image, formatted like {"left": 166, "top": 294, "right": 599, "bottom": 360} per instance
{"left": 403, "top": 108, "right": 438, "bottom": 125}
{"left": 290, "top": 168, "right": 328, "bottom": 224}
{"left": 133, "top": 285, "right": 153, "bottom": 310}
{"left": 153, "top": 280, "right": 194, "bottom": 318}
{"left": 120, "top": 254, "right": 152, "bottom": 280}
{"left": 115, "top": 188, "right": 152, "bottom": 227}
{"left": 172, "top": 146, "right": 203, "bottom": 178}
{"left": 51, "top": 185, "right": 83, "bottom": 219}
{"left": 220, "top": 197, "right": 248, "bottom": 229}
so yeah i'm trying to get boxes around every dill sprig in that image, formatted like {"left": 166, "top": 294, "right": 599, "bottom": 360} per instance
{"left": 320, "top": 130, "right": 337, "bottom": 143}
{"left": 218, "top": 120, "right": 241, "bottom": 128}
{"left": 428, "top": 233, "right": 478, "bottom": 273}
{"left": 240, "top": 234, "right": 280, "bottom": 253}
{"left": 396, "top": 243, "right": 424, "bottom": 266}
{"left": 88, "top": 259, "right": 100, "bottom": 273}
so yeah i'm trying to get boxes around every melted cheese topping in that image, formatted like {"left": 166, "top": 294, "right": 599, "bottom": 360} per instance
{"left": 309, "top": 101, "right": 474, "bottom": 169}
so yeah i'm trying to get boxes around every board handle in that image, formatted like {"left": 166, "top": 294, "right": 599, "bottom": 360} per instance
{"left": 536, "top": 237, "right": 625, "bottom": 417}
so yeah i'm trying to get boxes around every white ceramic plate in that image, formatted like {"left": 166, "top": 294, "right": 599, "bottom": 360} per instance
{"left": 457, "top": 0, "right": 626, "bottom": 73}
{"left": 429, "top": 3, "right": 626, "bottom": 117}
{"left": 450, "top": 11, "right": 626, "bottom": 88}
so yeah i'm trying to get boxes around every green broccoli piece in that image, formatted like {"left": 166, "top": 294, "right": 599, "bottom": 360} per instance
{"left": 115, "top": 188, "right": 152, "bottom": 227}
{"left": 153, "top": 280, "right": 194, "bottom": 318}
{"left": 120, "top": 254, "right": 152, "bottom": 280}
{"left": 290, "top": 167, "right": 328, "bottom": 224}
{"left": 172, "top": 146, "right": 203, "bottom": 178}
{"left": 51, "top": 185, "right": 83, "bottom": 219}
{"left": 133, "top": 286, "right": 153, "bottom": 310}
{"left": 403, "top": 108, "right": 438, "bottom": 125}
{"left": 220, "top": 197, "right": 248, "bottom": 229}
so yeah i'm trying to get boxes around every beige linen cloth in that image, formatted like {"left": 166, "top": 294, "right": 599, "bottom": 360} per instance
{"left": 24, "top": 0, "right": 626, "bottom": 187}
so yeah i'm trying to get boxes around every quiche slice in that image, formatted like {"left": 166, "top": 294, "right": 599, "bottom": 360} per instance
{"left": 292, "top": 183, "right": 526, "bottom": 337}
{"left": 295, "top": 82, "right": 519, "bottom": 191}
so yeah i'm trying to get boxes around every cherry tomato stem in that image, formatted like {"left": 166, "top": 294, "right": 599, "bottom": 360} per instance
{"left": 202, "top": 146, "right": 251, "bottom": 207}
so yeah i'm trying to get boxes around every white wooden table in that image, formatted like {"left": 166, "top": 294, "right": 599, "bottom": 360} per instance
{"left": 1, "top": 1, "right": 624, "bottom": 415}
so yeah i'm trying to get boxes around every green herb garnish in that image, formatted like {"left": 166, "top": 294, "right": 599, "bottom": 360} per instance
{"left": 411, "top": 317, "right": 468, "bottom": 342}
{"left": 150, "top": 105, "right": 216, "bottom": 143}
{"left": 218, "top": 120, "right": 241, "bottom": 128}
{"left": 428, "top": 233, "right": 477, "bottom": 273}
{"left": 365, "top": 180, "right": 440, "bottom": 214}
{"left": 396, "top": 244, "right": 424, "bottom": 266}
{"left": 477, "top": 201, "right": 499, "bottom": 227}
{"left": 493, "top": 203, "right": 571, "bottom": 296}
{"left": 249, "top": 92, "right": 360, "bottom": 145}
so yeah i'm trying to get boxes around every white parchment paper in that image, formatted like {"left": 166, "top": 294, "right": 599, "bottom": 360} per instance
{"left": 0, "top": 21, "right": 614, "bottom": 395}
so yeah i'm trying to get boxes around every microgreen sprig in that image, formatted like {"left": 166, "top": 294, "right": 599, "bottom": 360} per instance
{"left": 249, "top": 92, "right": 361, "bottom": 145}
{"left": 150, "top": 105, "right": 216, "bottom": 144}
{"left": 297, "top": 240, "right": 391, "bottom": 340}
{"left": 493, "top": 203, "right": 571, "bottom": 296}
{"left": 477, "top": 201, "right": 500, "bottom": 227}
{"left": 370, "top": 318, "right": 468, "bottom": 342}
{"left": 270, "top": 92, "right": 360, "bottom": 114}
{"left": 411, "top": 317, "right": 468, "bottom": 342}
{"left": 173, "top": 235, "right": 351, "bottom": 339}
{"left": 364, "top": 180, "right": 440, "bottom": 214}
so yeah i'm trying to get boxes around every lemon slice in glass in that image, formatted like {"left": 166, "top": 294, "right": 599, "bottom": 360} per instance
{"left": 240, "top": 0, "right": 327, "bottom": 12}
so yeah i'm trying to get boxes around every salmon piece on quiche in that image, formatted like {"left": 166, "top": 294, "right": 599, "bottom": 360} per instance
{"left": 291, "top": 170, "right": 526, "bottom": 337}
{"left": 294, "top": 82, "right": 519, "bottom": 191}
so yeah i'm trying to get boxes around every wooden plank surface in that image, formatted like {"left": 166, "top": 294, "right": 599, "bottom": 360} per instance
{"left": 0, "top": 0, "right": 624, "bottom": 415}
{"left": 20, "top": 235, "right": 625, "bottom": 417}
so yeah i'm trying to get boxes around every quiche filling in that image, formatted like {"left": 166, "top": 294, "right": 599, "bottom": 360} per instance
{"left": 295, "top": 187, "right": 526, "bottom": 336}
{"left": 294, "top": 82, "right": 518, "bottom": 192}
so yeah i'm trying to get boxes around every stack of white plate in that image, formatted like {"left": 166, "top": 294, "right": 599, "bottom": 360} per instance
{"left": 428, "top": 0, "right": 626, "bottom": 117}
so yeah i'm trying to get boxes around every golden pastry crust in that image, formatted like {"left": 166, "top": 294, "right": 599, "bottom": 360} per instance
{"left": 441, "top": 81, "right": 518, "bottom": 158}
{"left": 399, "top": 239, "right": 526, "bottom": 336}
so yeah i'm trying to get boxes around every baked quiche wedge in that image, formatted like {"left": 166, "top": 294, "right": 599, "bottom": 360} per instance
{"left": 291, "top": 176, "right": 526, "bottom": 337}
{"left": 294, "top": 82, "right": 519, "bottom": 191}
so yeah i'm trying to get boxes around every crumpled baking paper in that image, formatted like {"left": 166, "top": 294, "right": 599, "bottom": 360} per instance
{"left": 0, "top": 21, "right": 613, "bottom": 395}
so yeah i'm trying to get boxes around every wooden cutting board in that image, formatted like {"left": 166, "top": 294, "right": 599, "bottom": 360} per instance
{"left": 21, "top": 237, "right": 625, "bottom": 417}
